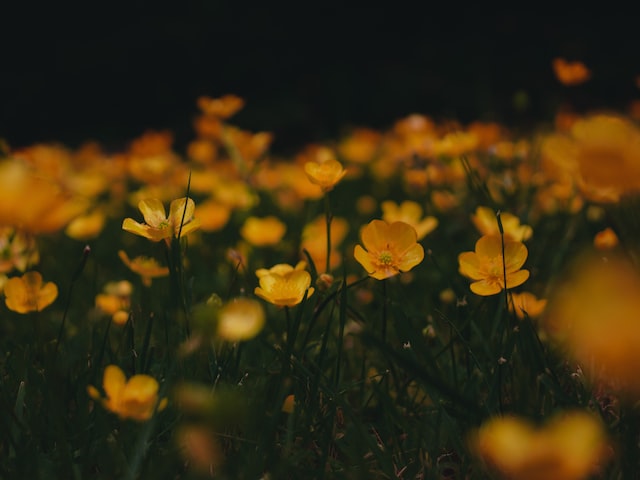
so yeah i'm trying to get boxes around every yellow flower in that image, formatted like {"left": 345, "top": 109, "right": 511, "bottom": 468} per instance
{"left": 240, "top": 216, "right": 286, "bottom": 247}
{"left": 304, "top": 153, "right": 347, "bottom": 192}
{"left": 87, "top": 365, "right": 167, "bottom": 422}
{"left": 254, "top": 261, "right": 314, "bottom": 307}
{"left": 354, "top": 220, "right": 424, "bottom": 280}
{"left": 471, "top": 206, "right": 532, "bottom": 241}
{"left": 458, "top": 235, "right": 529, "bottom": 296}
{"left": 217, "top": 298, "right": 265, "bottom": 341}
{"left": 552, "top": 57, "right": 591, "bottom": 86}
{"left": 65, "top": 210, "right": 106, "bottom": 240}
{"left": 593, "top": 227, "right": 619, "bottom": 250}
{"left": 471, "top": 411, "right": 607, "bottom": 480}
{"left": 301, "top": 215, "right": 349, "bottom": 271}
{"left": 95, "top": 280, "right": 132, "bottom": 325}
{"left": 509, "top": 291, "right": 547, "bottom": 320}
{"left": 118, "top": 250, "right": 169, "bottom": 287}
{"left": 122, "top": 197, "right": 201, "bottom": 242}
{"left": 381, "top": 200, "right": 438, "bottom": 240}
{"left": 4, "top": 271, "right": 58, "bottom": 313}
{"left": 0, "top": 228, "right": 39, "bottom": 273}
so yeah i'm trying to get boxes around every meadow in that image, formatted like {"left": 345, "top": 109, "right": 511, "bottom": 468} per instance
{"left": 2, "top": 60, "right": 640, "bottom": 479}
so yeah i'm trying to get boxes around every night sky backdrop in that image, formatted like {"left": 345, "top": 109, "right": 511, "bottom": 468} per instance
{"left": 2, "top": 7, "right": 639, "bottom": 153}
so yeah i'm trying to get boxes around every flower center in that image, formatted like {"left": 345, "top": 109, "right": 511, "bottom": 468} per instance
{"left": 378, "top": 250, "right": 393, "bottom": 265}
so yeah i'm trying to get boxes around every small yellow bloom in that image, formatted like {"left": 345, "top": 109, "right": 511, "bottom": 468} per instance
{"left": 240, "top": 216, "right": 286, "bottom": 247}
{"left": 254, "top": 261, "right": 314, "bottom": 307}
{"left": 354, "top": 220, "right": 424, "bottom": 280}
{"left": 304, "top": 153, "right": 347, "bottom": 192}
{"left": 509, "top": 291, "right": 547, "bottom": 320}
{"left": 4, "top": 271, "right": 58, "bottom": 313}
{"left": 552, "top": 57, "right": 591, "bottom": 86}
{"left": 217, "top": 297, "right": 265, "bottom": 341}
{"left": 381, "top": 200, "right": 438, "bottom": 240}
{"left": 65, "top": 210, "right": 106, "bottom": 240}
{"left": 118, "top": 250, "right": 169, "bottom": 287}
{"left": 95, "top": 280, "right": 133, "bottom": 325}
{"left": 122, "top": 197, "right": 201, "bottom": 242}
{"left": 87, "top": 365, "right": 167, "bottom": 422}
{"left": 471, "top": 206, "right": 532, "bottom": 241}
{"left": 593, "top": 227, "right": 619, "bottom": 250}
{"left": 471, "top": 411, "right": 607, "bottom": 480}
{"left": 458, "top": 235, "right": 529, "bottom": 296}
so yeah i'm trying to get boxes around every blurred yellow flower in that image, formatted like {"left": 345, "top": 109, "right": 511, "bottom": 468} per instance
{"left": 301, "top": 215, "right": 349, "bottom": 272}
{"left": 95, "top": 280, "right": 132, "bottom": 325}
{"left": 65, "top": 210, "right": 106, "bottom": 240}
{"left": 217, "top": 297, "right": 265, "bottom": 341}
{"left": 552, "top": 57, "right": 591, "bottom": 86}
{"left": 87, "top": 365, "right": 167, "bottom": 422}
{"left": 240, "top": 216, "right": 286, "bottom": 247}
{"left": 118, "top": 250, "right": 169, "bottom": 287}
{"left": 303, "top": 149, "right": 347, "bottom": 192}
{"left": 194, "top": 199, "right": 231, "bottom": 232}
{"left": 593, "top": 227, "right": 619, "bottom": 250}
{"left": 471, "top": 206, "right": 532, "bottom": 241}
{"left": 471, "top": 411, "right": 607, "bottom": 480}
{"left": 381, "top": 200, "right": 438, "bottom": 240}
{"left": 509, "top": 291, "right": 547, "bottom": 320}
{"left": 0, "top": 228, "right": 39, "bottom": 273}
{"left": 458, "top": 235, "right": 529, "bottom": 296}
{"left": 4, "top": 271, "right": 58, "bottom": 313}
{"left": 254, "top": 261, "right": 314, "bottom": 307}
{"left": 197, "top": 94, "right": 245, "bottom": 119}
{"left": 354, "top": 220, "right": 424, "bottom": 280}
{"left": 122, "top": 197, "right": 201, "bottom": 243}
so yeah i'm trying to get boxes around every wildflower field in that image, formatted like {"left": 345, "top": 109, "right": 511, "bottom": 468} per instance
{"left": 3, "top": 65, "right": 640, "bottom": 479}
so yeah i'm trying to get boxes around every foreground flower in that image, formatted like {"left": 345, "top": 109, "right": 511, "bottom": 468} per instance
{"left": 458, "top": 235, "right": 529, "bottom": 296}
{"left": 471, "top": 206, "right": 532, "bottom": 241}
{"left": 471, "top": 411, "right": 607, "bottom": 480}
{"left": 381, "top": 200, "right": 438, "bottom": 240}
{"left": 217, "top": 298, "right": 265, "bottom": 341}
{"left": 122, "top": 197, "right": 200, "bottom": 242}
{"left": 118, "top": 250, "right": 169, "bottom": 287}
{"left": 87, "top": 365, "right": 167, "bottom": 422}
{"left": 254, "top": 261, "right": 314, "bottom": 307}
{"left": 354, "top": 220, "right": 424, "bottom": 280}
{"left": 4, "top": 271, "right": 58, "bottom": 313}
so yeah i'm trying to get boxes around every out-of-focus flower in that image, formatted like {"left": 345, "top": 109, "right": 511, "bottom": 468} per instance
{"left": 354, "top": 220, "right": 424, "bottom": 280}
{"left": 4, "top": 271, "right": 58, "bottom": 313}
{"left": 471, "top": 411, "right": 607, "bottom": 480}
{"left": 176, "top": 426, "right": 224, "bottom": 474}
{"left": 593, "top": 227, "right": 619, "bottom": 250}
{"left": 65, "top": 210, "right": 106, "bottom": 240}
{"left": 282, "top": 394, "right": 295, "bottom": 413}
{"left": 509, "top": 291, "right": 547, "bottom": 320}
{"left": 303, "top": 147, "right": 347, "bottom": 192}
{"left": 240, "top": 216, "right": 286, "bottom": 247}
{"left": 543, "top": 254, "right": 640, "bottom": 397}
{"left": 381, "top": 200, "right": 438, "bottom": 240}
{"left": 197, "top": 94, "right": 245, "bottom": 119}
{"left": 0, "top": 228, "right": 39, "bottom": 273}
{"left": 87, "top": 365, "right": 167, "bottom": 422}
{"left": 118, "top": 250, "right": 169, "bottom": 287}
{"left": 458, "top": 235, "right": 529, "bottom": 296}
{"left": 254, "top": 261, "right": 314, "bottom": 307}
{"left": 338, "top": 128, "right": 381, "bottom": 164}
{"left": 95, "top": 280, "right": 133, "bottom": 325}
{"left": 122, "top": 197, "right": 201, "bottom": 243}
{"left": 194, "top": 199, "right": 231, "bottom": 232}
{"left": 552, "top": 57, "right": 591, "bottom": 86}
{"left": 471, "top": 206, "right": 532, "bottom": 241}
{"left": 217, "top": 298, "right": 265, "bottom": 341}
{"left": 301, "top": 216, "right": 349, "bottom": 272}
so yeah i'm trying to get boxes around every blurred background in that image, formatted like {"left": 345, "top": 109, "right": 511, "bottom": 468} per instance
{"left": 2, "top": 6, "right": 638, "bottom": 153}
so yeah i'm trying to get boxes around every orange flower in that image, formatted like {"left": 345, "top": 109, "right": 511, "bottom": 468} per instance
{"left": 471, "top": 411, "right": 607, "bottom": 480}
{"left": 458, "top": 235, "right": 529, "bottom": 296}
{"left": 593, "top": 227, "right": 619, "bottom": 250}
{"left": 87, "top": 365, "right": 167, "bottom": 422}
{"left": 254, "top": 261, "right": 314, "bottom": 307}
{"left": 381, "top": 200, "right": 438, "bottom": 240}
{"left": 122, "top": 197, "right": 201, "bottom": 243}
{"left": 552, "top": 57, "right": 591, "bottom": 86}
{"left": 354, "top": 220, "right": 424, "bottom": 280}
{"left": 240, "top": 216, "right": 286, "bottom": 247}
{"left": 118, "top": 250, "right": 169, "bottom": 287}
{"left": 471, "top": 206, "right": 532, "bottom": 241}
{"left": 303, "top": 148, "right": 347, "bottom": 192}
{"left": 197, "top": 94, "right": 245, "bottom": 119}
{"left": 4, "top": 271, "right": 58, "bottom": 313}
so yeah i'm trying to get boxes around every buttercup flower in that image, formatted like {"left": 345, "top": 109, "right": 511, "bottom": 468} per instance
{"left": 471, "top": 411, "right": 607, "bottom": 480}
{"left": 509, "top": 291, "right": 547, "bottom": 320}
{"left": 87, "top": 365, "right": 167, "bottom": 422}
{"left": 304, "top": 150, "right": 347, "bottom": 192}
{"left": 354, "top": 220, "right": 424, "bottom": 280}
{"left": 471, "top": 206, "right": 532, "bottom": 241}
{"left": 118, "top": 250, "right": 169, "bottom": 287}
{"left": 458, "top": 235, "right": 529, "bottom": 296}
{"left": 4, "top": 271, "right": 58, "bottom": 313}
{"left": 552, "top": 57, "right": 591, "bottom": 86}
{"left": 122, "top": 197, "right": 201, "bottom": 242}
{"left": 593, "top": 227, "right": 619, "bottom": 250}
{"left": 381, "top": 200, "right": 438, "bottom": 240}
{"left": 240, "top": 216, "right": 286, "bottom": 247}
{"left": 254, "top": 261, "right": 314, "bottom": 307}
{"left": 217, "top": 297, "right": 265, "bottom": 341}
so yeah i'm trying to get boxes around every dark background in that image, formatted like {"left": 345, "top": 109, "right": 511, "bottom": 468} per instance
{"left": 2, "top": 6, "right": 639, "bottom": 154}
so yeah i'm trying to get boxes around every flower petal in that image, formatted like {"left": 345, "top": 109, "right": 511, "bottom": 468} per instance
{"left": 475, "top": 235, "right": 503, "bottom": 258}
{"left": 505, "top": 269, "right": 530, "bottom": 290}
{"left": 103, "top": 365, "right": 126, "bottom": 402}
{"left": 397, "top": 243, "right": 424, "bottom": 272}
{"left": 470, "top": 279, "right": 502, "bottom": 296}
{"left": 504, "top": 241, "right": 528, "bottom": 271}
{"left": 458, "top": 252, "right": 484, "bottom": 280}
{"left": 354, "top": 245, "right": 375, "bottom": 273}
{"left": 360, "top": 219, "right": 389, "bottom": 251}
{"left": 388, "top": 221, "right": 419, "bottom": 253}
{"left": 169, "top": 197, "right": 196, "bottom": 231}
{"left": 138, "top": 199, "right": 167, "bottom": 228}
